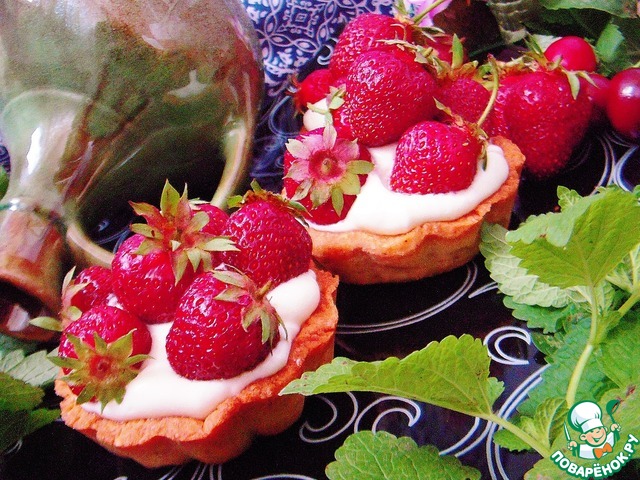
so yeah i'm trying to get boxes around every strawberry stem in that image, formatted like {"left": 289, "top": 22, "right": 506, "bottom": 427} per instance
{"left": 476, "top": 56, "right": 500, "bottom": 128}
{"left": 410, "top": 0, "right": 450, "bottom": 26}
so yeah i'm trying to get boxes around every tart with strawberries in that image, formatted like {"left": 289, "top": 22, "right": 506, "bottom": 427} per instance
{"left": 282, "top": 10, "right": 592, "bottom": 284}
{"left": 53, "top": 183, "right": 339, "bottom": 468}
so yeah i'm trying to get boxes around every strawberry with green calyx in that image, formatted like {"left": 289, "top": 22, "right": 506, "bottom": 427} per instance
{"left": 390, "top": 58, "right": 500, "bottom": 194}
{"left": 166, "top": 268, "right": 283, "bottom": 380}
{"left": 52, "top": 305, "right": 152, "bottom": 408}
{"left": 329, "top": 12, "right": 414, "bottom": 79}
{"left": 59, "top": 266, "right": 117, "bottom": 326}
{"left": 345, "top": 47, "right": 438, "bottom": 147}
{"left": 305, "top": 85, "right": 354, "bottom": 140}
{"left": 283, "top": 125, "right": 373, "bottom": 225}
{"left": 112, "top": 181, "right": 237, "bottom": 323}
{"left": 289, "top": 68, "right": 338, "bottom": 113}
{"left": 222, "top": 181, "right": 312, "bottom": 288}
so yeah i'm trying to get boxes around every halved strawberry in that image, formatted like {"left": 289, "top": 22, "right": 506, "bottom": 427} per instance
{"left": 283, "top": 126, "right": 373, "bottom": 225}
{"left": 166, "top": 268, "right": 281, "bottom": 380}
{"left": 53, "top": 305, "right": 152, "bottom": 406}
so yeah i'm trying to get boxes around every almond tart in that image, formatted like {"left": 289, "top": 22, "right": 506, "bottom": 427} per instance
{"left": 55, "top": 266, "right": 339, "bottom": 468}
{"left": 308, "top": 137, "right": 524, "bottom": 284}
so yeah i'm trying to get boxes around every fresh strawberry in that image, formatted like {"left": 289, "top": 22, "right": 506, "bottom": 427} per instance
{"left": 329, "top": 13, "right": 413, "bottom": 78}
{"left": 191, "top": 202, "right": 228, "bottom": 236}
{"left": 283, "top": 126, "right": 373, "bottom": 224}
{"left": 112, "top": 182, "right": 236, "bottom": 323}
{"left": 54, "top": 305, "right": 152, "bottom": 405}
{"left": 291, "top": 68, "right": 336, "bottom": 112}
{"left": 60, "top": 266, "right": 116, "bottom": 324}
{"left": 503, "top": 69, "right": 592, "bottom": 178}
{"left": 222, "top": 183, "right": 312, "bottom": 287}
{"left": 345, "top": 48, "right": 438, "bottom": 147}
{"left": 420, "top": 32, "right": 468, "bottom": 64}
{"left": 166, "top": 269, "right": 281, "bottom": 380}
{"left": 111, "top": 234, "right": 197, "bottom": 323}
{"left": 435, "top": 76, "right": 491, "bottom": 124}
{"left": 482, "top": 73, "right": 523, "bottom": 138}
{"left": 390, "top": 120, "right": 482, "bottom": 194}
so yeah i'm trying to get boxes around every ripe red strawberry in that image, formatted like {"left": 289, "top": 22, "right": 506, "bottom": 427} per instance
{"left": 483, "top": 72, "right": 526, "bottom": 138}
{"left": 390, "top": 120, "right": 482, "bottom": 194}
{"left": 54, "top": 305, "right": 152, "bottom": 405}
{"left": 112, "top": 234, "right": 198, "bottom": 323}
{"left": 329, "top": 13, "right": 413, "bottom": 78}
{"left": 346, "top": 48, "right": 438, "bottom": 147}
{"left": 60, "top": 266, "right": 116, "bottom": 323}
{"left": 191, "top": 202, "right": 228, "bottom": 236}
{"left": 283, "top": 126, "right": 373, "bottom": 224}
{"left": 166, "top": 269, "right": 281, "bottom": 380}
{"left": 112, "top": 182, "right": 236, "bottom": 323}
{"left": 222, "top": 184, "right": 312, "bottom": 287}
{"left": 435, "top": 76, "right": 491, "bottom": 124}
{"left": 503, "top": 69, "right": 592, "bottom": 178}
{"left": 291, "top": 68, "right": 336, "bottom": 112}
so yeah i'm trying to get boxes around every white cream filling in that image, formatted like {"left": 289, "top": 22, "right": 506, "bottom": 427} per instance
{"left": 81, "top": 270, "right": 321, "bottom": 421}
{"left": 303, "top": 102, "right": 510, "bottom": 235}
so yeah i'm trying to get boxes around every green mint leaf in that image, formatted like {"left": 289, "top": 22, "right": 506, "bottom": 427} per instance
{"left": 596, "top": 311, "right": 640, "bottom": 389}
{"left": 480, "top": 224, "right": 579, "bottom": 308}
{"left": 607, "top": 245, "right": 640, "bottom": 293}
{"left": 325, "top": 431, "right": 480, "bottom": 480}
{"left": 493, "top": 429, "right": 532, "bottom": 452}
{"left": 0, "top": 372, "right": 44, "bottom": 412}
{"left": 518, "top": 320, "right": 611, "bottom": 417}
{"left": 0, "top": 410, "right": 30, "bottom": 453}
{"left": 283, "top": 335, "right": 503, "bottom": 418}
{"left": 539, "top": 0, "right": 637, "bottom": 17}
{"left": 503, "top": 296, "right": 571, "bottom": 334}
{"left": 507, "top": 187, "right": 640, "bottom": 289}
{"left": 520, "top": 397, "right": 568, "bottom": 451}
{"left": 1, "top": 348, "right": 59, "bottom": 388}
{"left": 0, "top": 333, "right": 37, "bottom": 356}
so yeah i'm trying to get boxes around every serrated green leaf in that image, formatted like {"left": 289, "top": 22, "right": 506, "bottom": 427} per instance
{"left": 503, "top": 296, "right": 569, "bottom": 334}
{"left": 521, "top": 397, "right": 568, "bottom": 450}
{"left": 596, "top": 311, "right": 640, "bottom": 388}
{"left": 493, "top": 429, "right": 532, "bottom": 452}
{"left": 507, "top": 188, "right": 640, "bottom": 289}
{"left": 283, "top": 335, "right": 504, "bottom": 418}
{"left": 325, "top": 431, "right": 480, "bottom": 480}
{"left": 4, "top": 350, "right": 59, "bottom": 387}
{"left": 0, "top": 372, "right": 44, "bottom": 412}
{"left": 539, "top": 0, "right": 638, "bottom": 17}
{"left": 0, "top": 333, "right": 37, "bottom": 356}
{"left": 518, "top": 320, "right": 610, "bottom": 417}
{"left": 480, "top": 224, "right": 578, "bottom": 308}
{"left": 607, "top": 245, "right": 640, "bottom": 294}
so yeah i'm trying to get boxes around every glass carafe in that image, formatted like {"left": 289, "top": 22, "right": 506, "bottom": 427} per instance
{"left": 0, "top": 0, "right": 263, "bottom": 341}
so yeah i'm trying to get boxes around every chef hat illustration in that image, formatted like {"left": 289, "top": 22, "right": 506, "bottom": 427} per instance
{"left": 569, "top": 401, "right": 604, "bottom": 433}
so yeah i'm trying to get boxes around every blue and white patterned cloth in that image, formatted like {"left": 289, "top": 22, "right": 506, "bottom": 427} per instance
{"left": 241, "top": 0, "right": 394, "bottom": 189}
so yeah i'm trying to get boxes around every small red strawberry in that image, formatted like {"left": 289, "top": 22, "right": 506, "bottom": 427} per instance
{"left": 389, "top": 120, "right": 482, "bottom": 194}
{"left": 435, "top": 76, "right": 491, "bottom": 124}
{"left": 283, "top": 126, "right": 373, "bottom": 224}
{"left": 191, "top": 202, "right": 228, "bottom": 236}
{"left": 345, "top": 48, "right": 438, "bottom": 147}
{"left": 329, "top": 13, "right": 413, "bottom": 78}
{"left": 111, "top": 234, "right": 197, "bottom": 323}
{"left": 112, "top": 181, "right": 236, "bottom": 323}
{"left": 222, "top": 182, "right": 312, "bottom": 287}
{"left": 53, "top": 305, "right": 152, "bottom": 406}
{"left": 60, "top": 266, "right": 117, "bottom": 324}
{"left": 290, "top": 68, "right": 336, "bottom": 112}
{"left": 503, "top": 69, "right": 592, "bottom": 178}
{"left": 166, "top": 269, "right": 281, "bottom": 380}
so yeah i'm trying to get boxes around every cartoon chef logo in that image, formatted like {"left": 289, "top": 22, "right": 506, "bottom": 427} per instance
{"left": 566, "top": 400, "right": 621, "bottom": 460}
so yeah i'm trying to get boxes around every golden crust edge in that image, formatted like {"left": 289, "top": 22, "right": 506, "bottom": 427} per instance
{"left": 308, "top": 136, "right": 525, "bottom": 284}
{"left": 55, "top": 267, "right": 339, "bottom": 468}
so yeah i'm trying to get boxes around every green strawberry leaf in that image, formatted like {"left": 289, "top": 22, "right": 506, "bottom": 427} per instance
{"left": 480, "top": 223, "right": 579, "bottom": 308}
{"left": 325, "top": 431, "right": 480, "bottom": 480}
{"left": 507, "top": 187, "right": 640, "bottom": 289}
{"left": 282, "top": 335, "right": 503, "bottom": 418}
